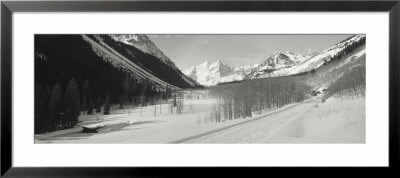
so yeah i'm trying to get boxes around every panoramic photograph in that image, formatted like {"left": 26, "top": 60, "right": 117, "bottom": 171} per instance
{"left": 34, "top": 34, "right": 366, "bottom": 144}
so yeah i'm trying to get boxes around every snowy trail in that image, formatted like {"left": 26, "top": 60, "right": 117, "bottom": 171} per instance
{"left": 170, "top": 100, "right": 316, "bottom": 143}
{"left": 185, "top": 97, "right": 365, "bottom": 143}
{"left": 182, "top": 100, "right": 317, "bottom": 143}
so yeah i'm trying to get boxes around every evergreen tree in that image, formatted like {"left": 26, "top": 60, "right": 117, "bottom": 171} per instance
{"left": 119, "top": 96, "right": 125, "bottom": 109}
{"left": 141, "top": 79, "right": 148, "bottom": 106}
{"left": 81, "top": 96, "right": 87, "bottom": 115}
{"left": 164, "top": 86, "right": 171, "bottom": 99}
{"left": 122, "top": 73, "right": 132, "bottom": 99}
{"left": 95, "top": 97, "right": 102, "bottom": 113}
{"left": 103, "top": 95, "right": 110, "bottom": 115}
{"left": 82, "top": 79, "right": 90, "bottom": 99}
{"left": 48, "top": 83, "right": 62, "bottom": 131}
{"left": 35, "top": 85, "right": 49, "bottom": 133}
{"left": 87, "top": 100, "right": 94, "bottom": 115}
{"left": 63, "top": 79, "right": 81, "bottom": 128}
{"left": 173, "top": 92, "right": 177, "bottom": 107}
{"left": 82, "top": 79, "right": 91, "bottom": 111}
{"left": 131, "top": 78, "right": 137, "bottom": 103}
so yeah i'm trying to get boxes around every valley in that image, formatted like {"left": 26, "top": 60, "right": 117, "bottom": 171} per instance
{"left": 34, "top": 34, "right": 366, "bottom": 144}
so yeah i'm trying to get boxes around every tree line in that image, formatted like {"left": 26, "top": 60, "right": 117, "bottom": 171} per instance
{"left": 35, "top": 74, "right": 173, "bottom": 134}
{"left": 34, "top": 35, "right": 182, "bottom": 134}
{"left": 325, "top": 35, "right": 366, "bottom": 65}
{"left": 206, "top": 75, "right": 311, "bottom": 122}
{"left": 324, "top": 63, "right": 366, "bottom": 100}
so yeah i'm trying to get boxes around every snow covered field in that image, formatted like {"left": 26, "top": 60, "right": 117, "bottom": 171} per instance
{"left": 187, "top": 97, "right": 365, "bottom": 143}
{"left": 35, "top": 95, "right": 365, "bottom": 144}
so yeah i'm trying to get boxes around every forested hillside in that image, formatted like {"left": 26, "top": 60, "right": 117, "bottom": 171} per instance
{"left": 206, "top": 37, "right": 366, "bottom": 123}
{"left": 86, "top": 35, "right": 200, "bottom": 88}
{"left": 34, "top": 35, "right": 198, "bottom": 133}
{"left": 208, "top": 75, "right": 310, "bottom": 121}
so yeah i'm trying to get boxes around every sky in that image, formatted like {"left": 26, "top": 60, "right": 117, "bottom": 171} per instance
{"left": 148, "top": 34, "right": 354, "bottom": 70}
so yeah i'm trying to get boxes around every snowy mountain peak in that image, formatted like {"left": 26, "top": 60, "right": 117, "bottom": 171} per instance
{"left": 110, "top": 34, "right": 139, "bottom": 44}
{"left": 197, "top": 61, "right": 210, "bottom": 68}
{"left": 210, "top": 60, "right": 228, "bottom": 69}
{"left": 109, "top": 34, "right": 177, "bottom": 68}
{"left": 107, "top": 34, "right": 200, "bottom": 87}
{"left": 299, "top": 49, "right": 316, "bottom": 58}
{"left": 213, "top": 60, "right": 222, "bottom": 65}
{"left": 263, "top": 52, "right": 295, "bottom": 68}
{"left": 247, "top": 34, "right": 366, "bottom": 79}
{"left": 186, "top": 48, "right": 318, "bottom": 85}
{"left": 285, "top": 51, "right": 295, "bottom": 55}
{"left": 184, "top": 60, "right": 254, "bottom": 86}
{"left": 287, "top": 34, "right": 366, "bottom": 75}
{"left": 247, "top": 49, "right": 317, "bottom": 79}
{"left": 322, "top": 34, "right": 365, "bottom": 54}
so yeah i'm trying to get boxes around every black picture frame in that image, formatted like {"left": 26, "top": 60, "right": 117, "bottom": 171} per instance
{"left": 1, "top": 0, "right": 399, "bottom": 177}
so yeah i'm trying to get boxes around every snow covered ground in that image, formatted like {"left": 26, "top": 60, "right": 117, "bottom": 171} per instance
{"left": 35, "top": 99, "right": 216, "bottom": 143}
{"left": 186, "top": 97, "right": 365, "bottom": 143}
{"left": 35, "top": 98, "right": 285, "bottom": 143}
{"left": 35, "top": 96, "right": 365, "bottom": 144}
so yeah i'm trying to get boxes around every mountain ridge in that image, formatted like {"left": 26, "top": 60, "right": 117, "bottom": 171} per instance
{"left": 108, "top": 34, "right": 201, "bottom": 87}
{"left": 184, "top": 34, "right": 365, "bottom": 86}
{"left": 184, "top": 49, "right": 316, "bottom": 86}
{"left": 183, "top": 60, "right": 256, "bottom": 86}
{"left": 247, "top": 34, "right": 366, "bottom": 79}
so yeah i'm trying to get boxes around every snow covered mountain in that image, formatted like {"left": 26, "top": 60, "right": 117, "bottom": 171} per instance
{"left": 35, "top": 34, "right": 201, "bottom": 89}
{"left": 109, "top": 34, "right": 177, "bottom": 68}
{"left": 183, "top": 60, "right": 256, "bottom": 86}
{"left": 286, "top": 34, "right": 366, "bottom": 75}
{"left": 184, "top": 49, "right": 316, "bottom": 86}
{"left": 247, "top": 34, "right": 366, "bottom": 79}
{"left": 233, "top": 64, "right": 258, "bottom": 74}
{"left": 247, "top": 50, "right": 317, "bottom": 78}
{"left": 107, "top": 34, "right": 200, "bottom": 87}
{"left": 185, "top": 35, "right": 366, "bottom": 85}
